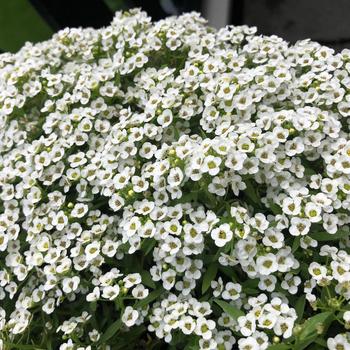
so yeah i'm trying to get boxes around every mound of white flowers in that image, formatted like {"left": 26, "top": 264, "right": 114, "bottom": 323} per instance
{"left": 1, "top": 8, "right": 350, "bottom": 350}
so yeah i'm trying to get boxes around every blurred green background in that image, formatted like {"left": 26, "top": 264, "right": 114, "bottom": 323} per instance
{"left": 0, "top": 0, "right": 53, "bottom": 52}
{"left": 1, "top": 0, "right": 350, "bottom": 54}
{"left": 0, "top": 0, "right": 201, "bottom": 53}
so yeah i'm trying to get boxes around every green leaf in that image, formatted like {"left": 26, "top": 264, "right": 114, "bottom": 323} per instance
{"left": 141, "top": 238, "right": 156, "bottom": 256}
{"left": 310, "top": 229, "right": 349, "bottom": 242}
{"left": 214, "top": 299, "right": 244, "bottom": 320}
{"left": 0, "top": 0, "right": 53, "bottom": 52}
{"left": 243, "top": 179, "right": 260, "bottom": 204}
{"left": 103, "top": 0, "right": 124, "bottom": 12}
{"left": 183, "top": 336, "right": 200, "bottom": 350}
{"left": 268, "top": 200, "right": 282, "bottom": 215}
{"left": 171, "top": 191, "right": 198, "bottom": 205}
{"left": 295, "top": 295, "right": 306, "bottom": 323}
{"left": 135, "top": 287, "right": 164, "bottom": 309}
{"left": 219, "top": 265, "right": 235, "bottom": 279}
{"left": 314, "top": 337, "right": 327, "bottom": 347}
{"left": 241, "top": 279, "right": 259, "bottom": 295}
{"left": 140, "top": 270, "right": 156, "bottom": 289}
{"left": 98, "top": 319, "right": 122, "bottom": 345}
{"left": 307, "top": 345, "right": 326, "bottom": 350}
{"left": 114, "top": 325, "right": 146, "bottom": 349}
{"left": 201, "top": 263, "right": 218, "bottom": 294}
{"left": 320, "top": 286, "right": 336, "bottom": 304}
{"left": 242, "top": 279, "right": 259, "bottom": 289}
{"left": 89, "top": 301, "right": 97, "bottom": 312}
{"left": 244, "top": 287, "right": 259, "bottom": 295}
{"left": 3, "top": 343, "right": 45, "bottom": 350}
{"left": 292, "top": 237, "right": 301, "bottom": 253}
{"left": 198, "top": 189, "right": 217, "bottom": 209}
{"left": 267, "top": 344, "right": 290, "bottom": 350}
{"left": 296, "top": 311, "right": 333, "bottom": 349}
{"left": 300, "top": 312, "right": 332, "bottom": 340}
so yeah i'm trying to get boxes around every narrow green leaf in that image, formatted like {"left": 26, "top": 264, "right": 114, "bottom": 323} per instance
{"left": 89, "top": 301, "right": 97, "bottom": 312}
{"left": 267, "top": 344, "right": 290, "bottom": 350}
{"left": 307, "top": 345, "right": 327, "bottom": 350}
{"left": 184, "top": 336, "right": 200, "bottom": 350}
{"left": 296, "top": 338, "right": 318, "bottom": 350}
{"left": 300, "top": 312, "right": 333, "bottom": 339}
{"left": 242, "top": 279, "right": 259, "bottom": 289}
{"left": 241, "top": 278, "right": 259, "bottom": 295}
{"left": 268, "top": 200, "right": 282, "bottom": 215}
{"left": 320, "top": 286, "right": 336, "bottom": 304}
{"left": 243, "top": 179, "right": 260, "bottom": 204}
{"left": 135, "top": 287, "right": 164, "bottom": 309}
{"left": 214, "top": 299, "right": 244, "bottom": 320}
{"left": 297, "top": 311, "right": 333, "bottom": 348}
{"left": 198, "top": 189, "right": 217, "bottom": 209}
{"left": 171, "top": 191, "right": 198, "bottom": 205}
{"left": 314, "top": 337, "right": 327, "bottom": 347}
{"left": 310, "top": 229, "right": 349, "bottom": 242}
{"left": 219, "top": 265, "right": 234, "bottom": 279}
{"left": 292, "top": 237, "right": 301, "bottom": 253}
{"left": 140, "top": 270, "right": 156, "bottom": 289}
{"left": 4, "top": 343, "right": 45, "bottom": 350}
{"left": 114, "top": 325, "right": 146, "bottom": 349}
{"left": 141, "top": 238, "right": 156, "bottom": 256}
{"left": 202, "top": 255, "right": 216, "bottom": 264}
{"left": 295, "top": 295, "right": 306, "bottom": 323}
{"left": 97, "top": 319, "right": 122, "bottom": 345}
{"left": 201, "top": 263, "right": 218, "bottom": 294}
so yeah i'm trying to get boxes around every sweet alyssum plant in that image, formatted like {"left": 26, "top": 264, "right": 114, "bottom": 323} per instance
{"left": 1, "top": 8, "right": 350, "bottom": 350}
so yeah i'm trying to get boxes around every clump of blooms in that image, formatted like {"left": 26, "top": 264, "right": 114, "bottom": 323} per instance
{"left": 1, "top": 8, "right": 350, "bottom": 350}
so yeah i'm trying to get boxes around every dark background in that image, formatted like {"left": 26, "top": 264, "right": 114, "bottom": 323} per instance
{"left": 1, "top": 0, "right": 350, "bottom": 53}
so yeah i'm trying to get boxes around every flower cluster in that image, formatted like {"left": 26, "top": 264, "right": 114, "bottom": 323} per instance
{"left": 1, "top": 8, "right": 350, "bottom": 350}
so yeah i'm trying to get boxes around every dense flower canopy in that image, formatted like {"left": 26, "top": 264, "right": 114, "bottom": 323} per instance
{"left": 1, "top": 8, "right": 350, "bottom": 350}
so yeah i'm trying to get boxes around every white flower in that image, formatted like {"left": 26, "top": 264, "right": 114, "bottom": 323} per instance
{"left": 85, "top": 242, "right": 100, "bottom": 261}
{"left": 304, "top": 202, "right": 322, "bottom": 223}
{"left": 132, "top": 284, "right": 149, "bottom": 299}
{"left": 281, "top": 273, "right": 301, "bottom": 295}
{"left": 123, "top": 273, "right": 142, "bottom": 289}
{"left": 162, "top": 269, "right": 177, "bottom": 290}
{"left": 282, "top": 197, "right": 301, "bottom": 216}
{"left": 108, "top": 193, "right": 125, "bottom": 211}
{"left": 274, "top": 317, "right": 295, "bottom": 339}
{"left": 71, "top": 203, "right": 89, "bottom": 218}
{"left": 237, "top": 314, "right": 256, "bottom": 337}
{"left": 221, "top": 282, "right": 241, "bottom": 301}
{"left": 86, "top": 287, "right": 100, "bottom": 302}
{"left": 256, "top": 254, "right": 278, "bottom": 275}
{"left": 289, "top": 217, "right": 311, "bottom": 236}
{"left": 167, "top": 167, "right": 184, "bottom": 187}
{"left": 211, "top": 223, "right": 233, "bottom": 247}
{"left": 258, "top": 275, "right": 277, "bottom": 292}
{"left": 327, "top": 334, "right": 350, "bottom": 350}
{"left": 102, "top": 285, "right": 120, "bottom": 300}
{"left": 122, "top": 306, "right": 139, "bottom": 327}
{"left": 179, "top": 316, "right": 196, "bottom": 335}
{"left": 62, "top": 276, "right": 80, "bottom": 294}
{"left": 195, "top": 317, "right": 216, "bottom": 340}
{"left": 308, "top": 262, "right": 328, "bottom": 281}
{"left": 203, "top": 156, "right": 222, "bottom": 176}
{"left": 238, "top": 337, "right": 259, "bottom": 350}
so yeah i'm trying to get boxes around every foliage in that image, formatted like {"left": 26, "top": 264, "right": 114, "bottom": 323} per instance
{"left": 0, "top": 0, "right": 52, "bottom": 52}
